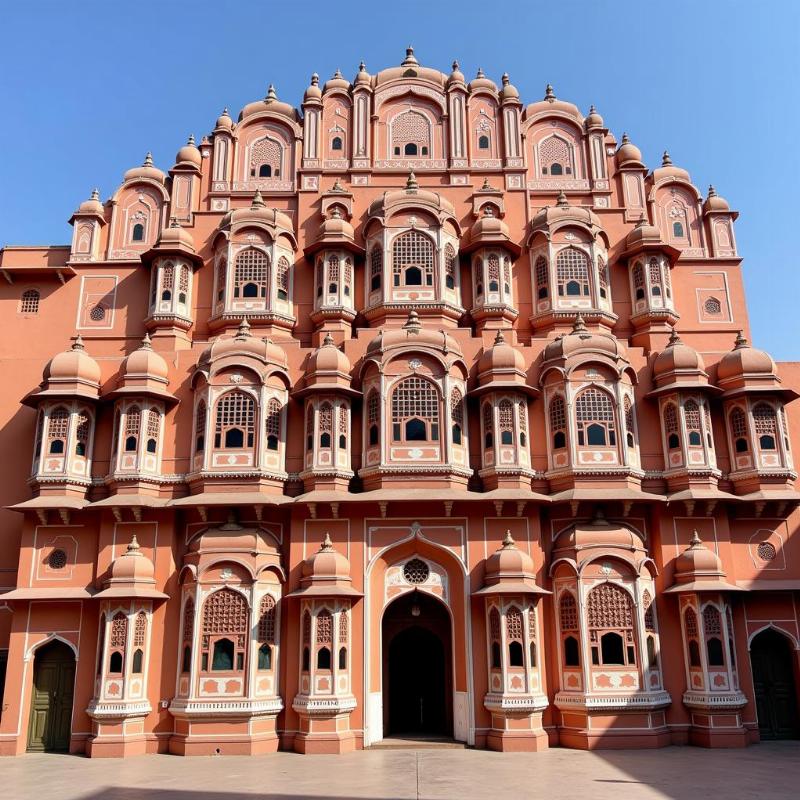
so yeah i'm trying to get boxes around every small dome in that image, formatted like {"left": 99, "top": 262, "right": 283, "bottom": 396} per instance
{"left": 291, "top": 533, "right": 360, "bottom": 597}
{"left": 703, "top": 185, "right": 730, "bottom": 213}
{"left": 123, "top": 334, "right": 169, "bottom": 382}
{"left": 524, "top": 84, "right": 583, "bottom": 123}
{"left": 365, "top": 310, "right": 463, "bottom": 360}
{"left": 324, "top": 68, "right": 350, "bottom": 93}
{"left": 477, "top": 330, "right": 525, "bottom": 380}
{"left": 717, "top": 332, "right": 777, "bottom": 382}
{"left": 124, "top": 152, "right": 166, "bottom": 184}
{"left": 447, "top": 60, "right": 465, "bottom": 87}
{"left": 200, "top": 318, "right": 289, "bottom": 371}
{"left": 616, "top": 133, "right": 643, "bottom": 167}
{"left": 304, "top": 73, "right": 322, "bottom": 102}
{"left": 45, "top": 336, "right": 101, "bottom": 387}
{"left": 585, "top": 105, "right": 604, "bottom": 129}
{"left": 468, "top": 67, "right": 497, "bottom": 93}
{"left": 654, "top": 329, "right": 706, "bottom": 378}
{"left": 485, "top": 531, "right": 536, "bottom": 577}
{"left": 240, "top": 85, "right": 298, "bottom": 123}
{"left": 530, "top": 191, "right": 602, "bottom": 232}
{"left": 652, "top": 150, "right": 691, "bottom": 183}
{"left": 552, "top": 510, "right": 647, "bottom": 566}
{"left": 108, "top": 535, "right": 155, "bottom": 584}
{"left": 306, "top": 333, "right": 352, "bottom": 380}
{"left": 500, "top": 73, "right": 519, "bottom": 101}
{"left": 542, "top": 315, "right": 627, "bottom": 364}
{"left": 220, "top": 191, "right": 295, "bottom": 241}
{"left": 354, "top": 61, "right": 371, "bottom": 87}
{"left": 156, "top": 218, "right": 196, "bottom": 251}
{"left": 175, "top": 134, "right": 202, "bottom": 168}
{"left": 318, "top": 207, "right": 355, "bottom": 242}
{"left": 75, "top": 188, "right": 104, "bottom": 217}
{"left": 368, "top": 172, "right": 458, "bottom": 224}
{"left": 465, "top": 207, "right": 518, "bottom": 253}
{"left": 625, "top": 217, "right": 663, "bottom": 248}
{"left": 674, "top": 531, "right": 723, "bottom": 578}
{"left": 215, "top": 107, "right": 233, "bottom": 131}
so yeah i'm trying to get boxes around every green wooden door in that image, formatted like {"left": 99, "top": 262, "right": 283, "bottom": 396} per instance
{"left": 27, "top": 641, "right": 75, "bottom": 752}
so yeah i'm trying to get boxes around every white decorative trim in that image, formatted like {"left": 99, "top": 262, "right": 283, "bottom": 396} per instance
{"left": 682, "top": 690, "right": 747, "bottom": 710}
{"left": 483, "top": 692, "right": 548, "bottom": 713}
{"left": 554, "top": 690, "right": 671, "bottom": 711}
{"left": 86, "top": 700, "right": 152, "bottom": 720}
{"left": 169, "top": 697, "right": 283, "bottom": 718}
{"left": 292, "top": 695, "right": 357, "bottom": 716}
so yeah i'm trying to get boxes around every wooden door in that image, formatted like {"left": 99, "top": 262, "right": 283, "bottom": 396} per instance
{"left": 27, "top": 641, "right": 75, "bottom": 752}
{"left": 750, "top": 629, "right": 800, "bottom": 740}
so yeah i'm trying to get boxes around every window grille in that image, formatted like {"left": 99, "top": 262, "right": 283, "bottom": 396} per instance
{"left": 575, "top": 388, "right": 616, "bottom": 446}
{"left": 344, "top": 258, "right": 352, "bottom": 295}
{"left": 503, "top": 257, "right": 511, "bottom": 294}
{"left": 633, "top": 262, "right": 645, "bottom": 299}
{"left": 162, "top": 263, "right": 174, "bottom": 299}
{"left": 489, "top": 607, "right": 501, "bottom": 641}
{"left": 265, "top": 398, "right": 281, "bottom": 450}
{"left": 559, "top": 593, "right": 578, "bottom": 631}
{"left": 648, "top": 257, "right": 663, "bottom": 296}
{"left": 499, "top": 399, "right": 513, "bottom": 444}
{"left": 48, "top": 407, "right": 70, "bottom": 450}
{"left": 316, "top": 610, "right": 333, "bottom": 645}
{"left": 483, "top": 402, "right": 493, "bottom": 448}
{"left": 703, "top": 605, "right": 722, "bottom": 636}
{"left": 643, "top": 590, "right": 655, "bottom": 632}
{"left": 391, "top": 377, "right": 439, "bottom": 442}
{"left": 370, "top": 248, "right": 382, "bottom": 292}
{"left": 133, "top": 611, "right": 147, "bottom": 647}
{"left": 339, "top": 610, "right": 348, "bottom": 643}
{"left": 549, "top": 395, "right": 566, "bottom": 434}
{"left": 488, "top": 254, "right": 500, "bottom": 291}
{"left": 664, "top": 403, "right": 678, "bottom": 433}
{"left": 250, "top": 137, "right": 281, "bottom": 176}
{"left": 201, "top": 588, "right": 248, "bottom": 672}
{"left": 233, "top": 248, "right": 269, "bottom": 299}
{"left": 704, "top": 297, "right": 722, "bottom": 314}
{"left": 535, "top": 256, "right": 548, "bottom": 299}
{"left": 90, "top": 304, "right": 106, "bottom": 321}
{"left": 624, "top": 396, "right": 635, "bottom": 445}
{"left": 20, "top": 289, "right": 39, "bottom": 313}
{"left": 327, "top": 255, "right": 339, "bottom": 292}
{"left": 539, "top": 136, "right": 572, "bottom": 175}
{"left": 556, "top": 248, "right": 590, "bottom": 296}
{"left": 110, "top": 612, "right": 128, "bottom": 648}
{"left": 195, "top": 401, "right": 206, "bottom": 451}
{"left": 598, "top": 257, "right": 609, "bottom": 298}
{"left": 685, "top": 607, "right": 699, "bottom": 638}
{"left": 146, "top": 408, "right": 160, "bottom": 450}
{"left": 75, "top": 410, "right": 90, "bottom": 455}
{"left": 506, "top": 606, "right": 523, "bottom": 640}
{"left": 445, "top": 243, "right": 457, "bottom": 289}
{"left": 392, "top": 110, "right": 430, "bottom": 152}
{"left": 258, "top": 595, "right": 276, "bottom": 644}
{"left": 277, "top": 257, "right": 290, "bottom": 300}
{"left": 214, "top": 391, "right": 255, "bottom": 448}
{"left": 392, "top": 231, "right": 433, "bottom": 287}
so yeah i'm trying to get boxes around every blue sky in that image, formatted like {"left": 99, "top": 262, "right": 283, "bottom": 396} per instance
{"left": 1, "top": 1, "right": 798, "bottom": 358}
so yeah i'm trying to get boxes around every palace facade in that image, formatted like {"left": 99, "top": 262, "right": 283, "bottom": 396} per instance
{"left": 0, "top": 48, "right": 798, "bottom": 757}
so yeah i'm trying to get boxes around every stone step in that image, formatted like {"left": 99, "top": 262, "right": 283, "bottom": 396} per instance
{"left": 369, "top": 735, "right": 467, "bottom": 750}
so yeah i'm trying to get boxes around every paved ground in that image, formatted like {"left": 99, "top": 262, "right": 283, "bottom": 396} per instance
{"left": 1, "top": 742, "right": 798, "bottom": 800}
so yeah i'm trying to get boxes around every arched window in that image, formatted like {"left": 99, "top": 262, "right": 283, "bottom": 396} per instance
{"left": 535, "top": 256, "right": 549, "bottom": 300}
{"left": 478, "top": 135, "right": 490, "bottom": 150}
{"left": 331, "top": 136, "right": 343, "bottom": 151}
{"left": 132, "top": 223, "right": 145, "bottom": 242}
{"left": 598, "top": 257, "right": 609, "bottom": 300}
{"left": 450, "top": 388, "right": 463, "bottom": 445}
{"left": 503, "top": 257, "right": 511, "bottom": 296}
{"left": 201, "top": 588, "right": 248, "bottom": 673}
{"left": 265, "top": 398, "right": 281, "bottom": 451}
{"left": 75, "top": 410, "right": 90, "bottom": 457}
{"left": 258, "top": 164, "right": 272, "bottom": 177}
{"left": 250, "top": 136, "right": 281, "bottom": 178}
{"left": 664, "top": 402, "right": 680, "bottom": 450}
{"left": 181, "top": 598, "right": 194, "bottom": 673}
{"left": 539, "top": 135, "right": 572, "bottom": 176}
{"left": 343, "top": 258, "right": 352, "bottom": 297}
{"left": 556, "top": 248, "right": 590, "bottom": 297}
{"left": 214, "top": 391, "right": 255, "bottom": 449}
{"left": 109, "top": 612, "right": 128, "bottom": 675}
{"left": 367, "top": 390, "right": 380, "bottom": 447}
{"left": 318, "top": 402, "right": 333, "bottom": 449}
{"left": 316, "top": 609, "right": 333, "bottom": 670}
{"left": 474, "top": 257, "right": 484, "bottom": 300}
{"left": 178, "top": 264, "right": 189, "bottom": 305}
{"left": 392, "top": 110, "right": 431, "bottom": 158}
{"left": 559, "top": 593, "right": 580, "bottom": 667}
{"left": 338, "top": 611, "right": 348, "bottom": 669}
{"left": 506, "top": 606, "right": 524, "bottom": 667}
{"left": 124, "top": 406, "right": 141, "bottom": 452}
{"left": 195, "top": 401, "right": 206, "bottom": 453}
{"left": 518, "top": 400, "right": 528, "bottom": 447}
{"left": 215, "top": 258, "right": 227, "bottom": 306}
{"left": 633, "top": 262, "right": 645, "bottom": 301}
{"left": 276, "top": 256, "right": 290, "bottom": 301}
{"left": 549, "top": 395, "right": 566, "bottom": 450}
{"left": 338, "top": 404, "right": 348, "bottom": 449}
{"left": 391, "top": 377, "right": 439, "bottom": 443}
{"left": 132, "top": 611, "right": 147, "bottom": 673}
{"left": 488, "top": 254, "right": 500, "bottom": 293}
{"left": 257, "top": 595, "right": 276, "bottom": 670}
{"left": 648, "top": 257, "right": 664, "bottom": 298}
{"left": 302, "top": 611, "right": 311, "bottom": 672}
{"left": 624, "top": 396, "right": 635, "bottom": 448}
{"left": 47, "top": 406, "right": 70, "bottom": 455}
{"left": 575, "top": 388, "right": 616, "bottom": 447}
{"left": 20, "top": 289, "right": 40, "bottom": 314}
{"left": 684, "top": 400, "right": 703, "bottom": 447}
{"left": 753, "top": 403, "right": 778, "bottom": 451}
{"left": 370, "top": 247, "right": 382, "bottom": 292}
{"left": 498, "top": 399, "right": 514, "bottom": 445}
{"left": 233, "top": 248, "right": 269, "bottom": 300}
{"left": 702, "top": 605, "right": 725, "bottom": 667}
{"left": 327, "top": 255, "right": 339, "bottom": 295}
{"left": 587, "top": 584, "right": 636, "bottom": 666}
{"left": 444, "top": 243, "right": 457, "bottom": 290}
{"left": 730, "top": 407, "right": 749, "bottom": 453}
{"left": 315, "top": 259, "right": 323, "bottom": 299}
{"left": 161, "top": 262, "right": 174, "bottom": 302}
{"left": 482, "top": 402, "right": 494, "bottom": 449}
{"left": 489, "top": 607, "right": 501, "bottom": 669}
{"left": 673, "top": 221, "right": 684, "bottom": 238}
{"left": 145, "top": 408, "right": 159, "bottom": 454}
{"left": 392, "top": 231, "right": 434, "bottom": 288}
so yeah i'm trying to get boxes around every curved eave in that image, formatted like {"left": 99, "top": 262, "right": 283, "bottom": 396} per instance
{"left": 663, "top": 579, "right": 745, "bottom": 594}
{"left": 0, "top": 587, "right": 96, "bottom": 600}
{"left": 461, "top": 236, "right": 522, "bottom": 257}
{"left": 93, "top": 585, "right": 170, "bottom": 600}
{"left": 285, "top": 584, "right": 363, "bottom": 598}
{"left": 7, "top": 496, "right": 89, "bottom": 512}
{"left": 292, "top": 383, "right": 361, "bottom": 399}
{"left": 718, "top": 385, "right": 800, "bottom": 402}
{"left": 620, "top": 241, "right": 681, "bottom": 261}
{"left": 90, "top": 495, "right": 170, "bottom": 509}
{"left": 102, "top": 385, "right": 179, "bottom": 406}
{"left": 21, "top": 386, "right": 100, "bottom": 408}
{"left": 169, "top": 492, "right": 294, "bottom": 508}
{"left": 549, "top": 488, "right": 667, "bottom": 504}
{"left": 141, "top": 244, "right": 204, "bottom": 269}
{"left": 303, "top": 238, "right": 365, "bottom": 257}
{"left": 472, "top": 580, "right": 551, "bottom": 596}
{"left": 468, "top": 380, "right": 540, "bottom": 398}
{"left": 646, "top": 381, "right": 721, "bottom": 398}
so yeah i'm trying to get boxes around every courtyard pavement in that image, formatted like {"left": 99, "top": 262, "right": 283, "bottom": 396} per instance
{"left": 0, "top": 741, "right": 798, "bottom": 800}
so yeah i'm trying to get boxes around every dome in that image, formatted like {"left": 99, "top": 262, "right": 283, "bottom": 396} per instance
{"left": 290, "top": 533, "right": 361, "bottom": 597}
{"left": 354, "top": 61, "right": 371, "bottom": 87}
{"left": 215, "top": 107, "right": 233, "bottom": 131}
{"left": 468, "top": 67, "right": 497, "bottom": 93}
{"left": 365, "top": 310, "right": 463, "bottom": 360}
{"left": 473, "top": 330, "right": 534, "bottom": 397}
{"left": 447, "top": 60, "right": 465, "bottom": 87}
{"left": 313, "top": 207, "right": 356, "bottom": 250}
{"left": 124, "top": 152, "right": 166, "bottom": 184}
{"left": 109, "top": 535, "right": 155, "bottom": 583}
{"left": 652, "top": 150, "right": 691, "bottom": 183}
{"left": 299, "top": 333, "right": 356, "bottom": 397}
{"left": 304, "top": 73, "right": 322, "bottom": 102}
{"left": 240, "top": 85, "right": 298, "bottom": 123}
{"left": 464, "top": 208, "right": 519, "bottom": 254}
{"left": 175, "top": 134, "right": 202, "bottom": 168}
{"left": 524, "top": 84, "right": 583, "bottom": 123}
{"left": 585, "top": 105, "right": 604, "bottom": 129}
{"left": 123, "top": 334, "right": 168, "bottom": 382}
{"left": 703, "top": 185, "right": 730, "bottom": 213}
{"left": 198, "top": 319, "right": 289, "bottom": 379}
{"left": 649, "top": 330, "right": 713, "bottom": 395}
{"left": 625, "top": 218, "right": 663, "bottom": 248}
{"left": 499, "top": 73, "right": 519, "bottom": 102}
{"left": 665, "top": 530, "right": 742, "bottom": 594}
{"left": 74, "top": 188, "right": 104, "bottom": 217}
{"left": 552, "top": 511, "right": 647, "bottom": 568}
{"left": 324, "top": 68, "right": 350, "bottom": 93}
{"left": 367, "top": 173, "right": 458, "bottom": 225}
{"left": 715, "top": 332, "right": 794, "bottom": 398}
{"left": 473, "top": 531, "right": 547, "bottom": 596}
{"left": 40, "top": 336, "right": 101, "bottom": 400}
{"left": 157, "top": 219, "right": 196, "bottom": 250}
{"left": 541, "top": 315, "right": 627, "bottom": 365}
{"left": 220, "top": 191, "right": 296, "bottom": 242}
{"left": 616, "top": 133, "right": 643, "bottom": 167}
{"left": 530, "top": 192, "right": 602, "bottom": 232}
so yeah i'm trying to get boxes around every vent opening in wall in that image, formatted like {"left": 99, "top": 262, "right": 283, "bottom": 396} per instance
{"left": 757, "top": 542, "right": 777, "bottom": 561}
{"left": 47, "top": 549, "right": 67, "bottom": 570}
{"left": 403, "top": 558, "right": 429, "bottom": 585}
{"left": 90, "top": 304, "right": 106, "bottom": 322}
{"left": 20, "top": 289, "right": 40, "bottom": 314}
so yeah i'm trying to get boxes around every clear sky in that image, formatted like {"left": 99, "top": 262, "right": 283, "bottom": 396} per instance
{"left": 1, "top": 1, "right": 798, "bottom": 358}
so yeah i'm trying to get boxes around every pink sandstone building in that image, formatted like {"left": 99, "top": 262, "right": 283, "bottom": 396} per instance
{"left": 0, "top": 48, "right": 798, "bottom": 757}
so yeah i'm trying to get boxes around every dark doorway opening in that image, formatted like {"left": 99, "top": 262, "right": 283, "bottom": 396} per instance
{"left": 27, "top": 640, "right": 75, "bottom": 752}
{"left": 382, "top": 591, "right": 452, "bottom": 737}
{"left": 750, "top": 628, "right": 800, "bottom": 740}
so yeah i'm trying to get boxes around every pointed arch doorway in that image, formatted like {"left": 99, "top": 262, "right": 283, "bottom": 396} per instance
{"left": 27, "top": 640, "right": 75, "bottom": 752}
{"left": 750, "top": 628, "right": 800, "bottom": 740}
{"left": 382, "top": 591, "right": 453, "bottom": 737}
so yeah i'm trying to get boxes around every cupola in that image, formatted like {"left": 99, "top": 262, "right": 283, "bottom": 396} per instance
{"left": 616, "top": 133, "right": 644, "bottom": 168}
{"left": 95, "top": 535, "right": 167, "bottom": 599}
{"left": 473, "top": 531, "right": 547, "bottom": 596}
{"left": 292, "top": 534, "right": 362, "bottom": 597}
{"left": 174, "top": 134, "right": 202, "bottom": 169}
{"left": 26, "top": 336, "right": 101, "bottom": 404}
{"left": 664, "top": 531, "right": 742, "bottom": 593}
{"left": 124, "top": 152, "right": 166, "bottom": 184}
{"left": 716, "top": 333, "right": 797, "bottom": 399}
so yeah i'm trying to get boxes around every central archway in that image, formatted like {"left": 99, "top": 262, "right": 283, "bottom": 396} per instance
{"left": 27, "top": 639, "right": 75, "bottom": 752}
{"left": 750, "top": 628, "right": 800, "bottom": 740}
{"left": 382, "top": 591, "right": 452, "bottom": 737}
